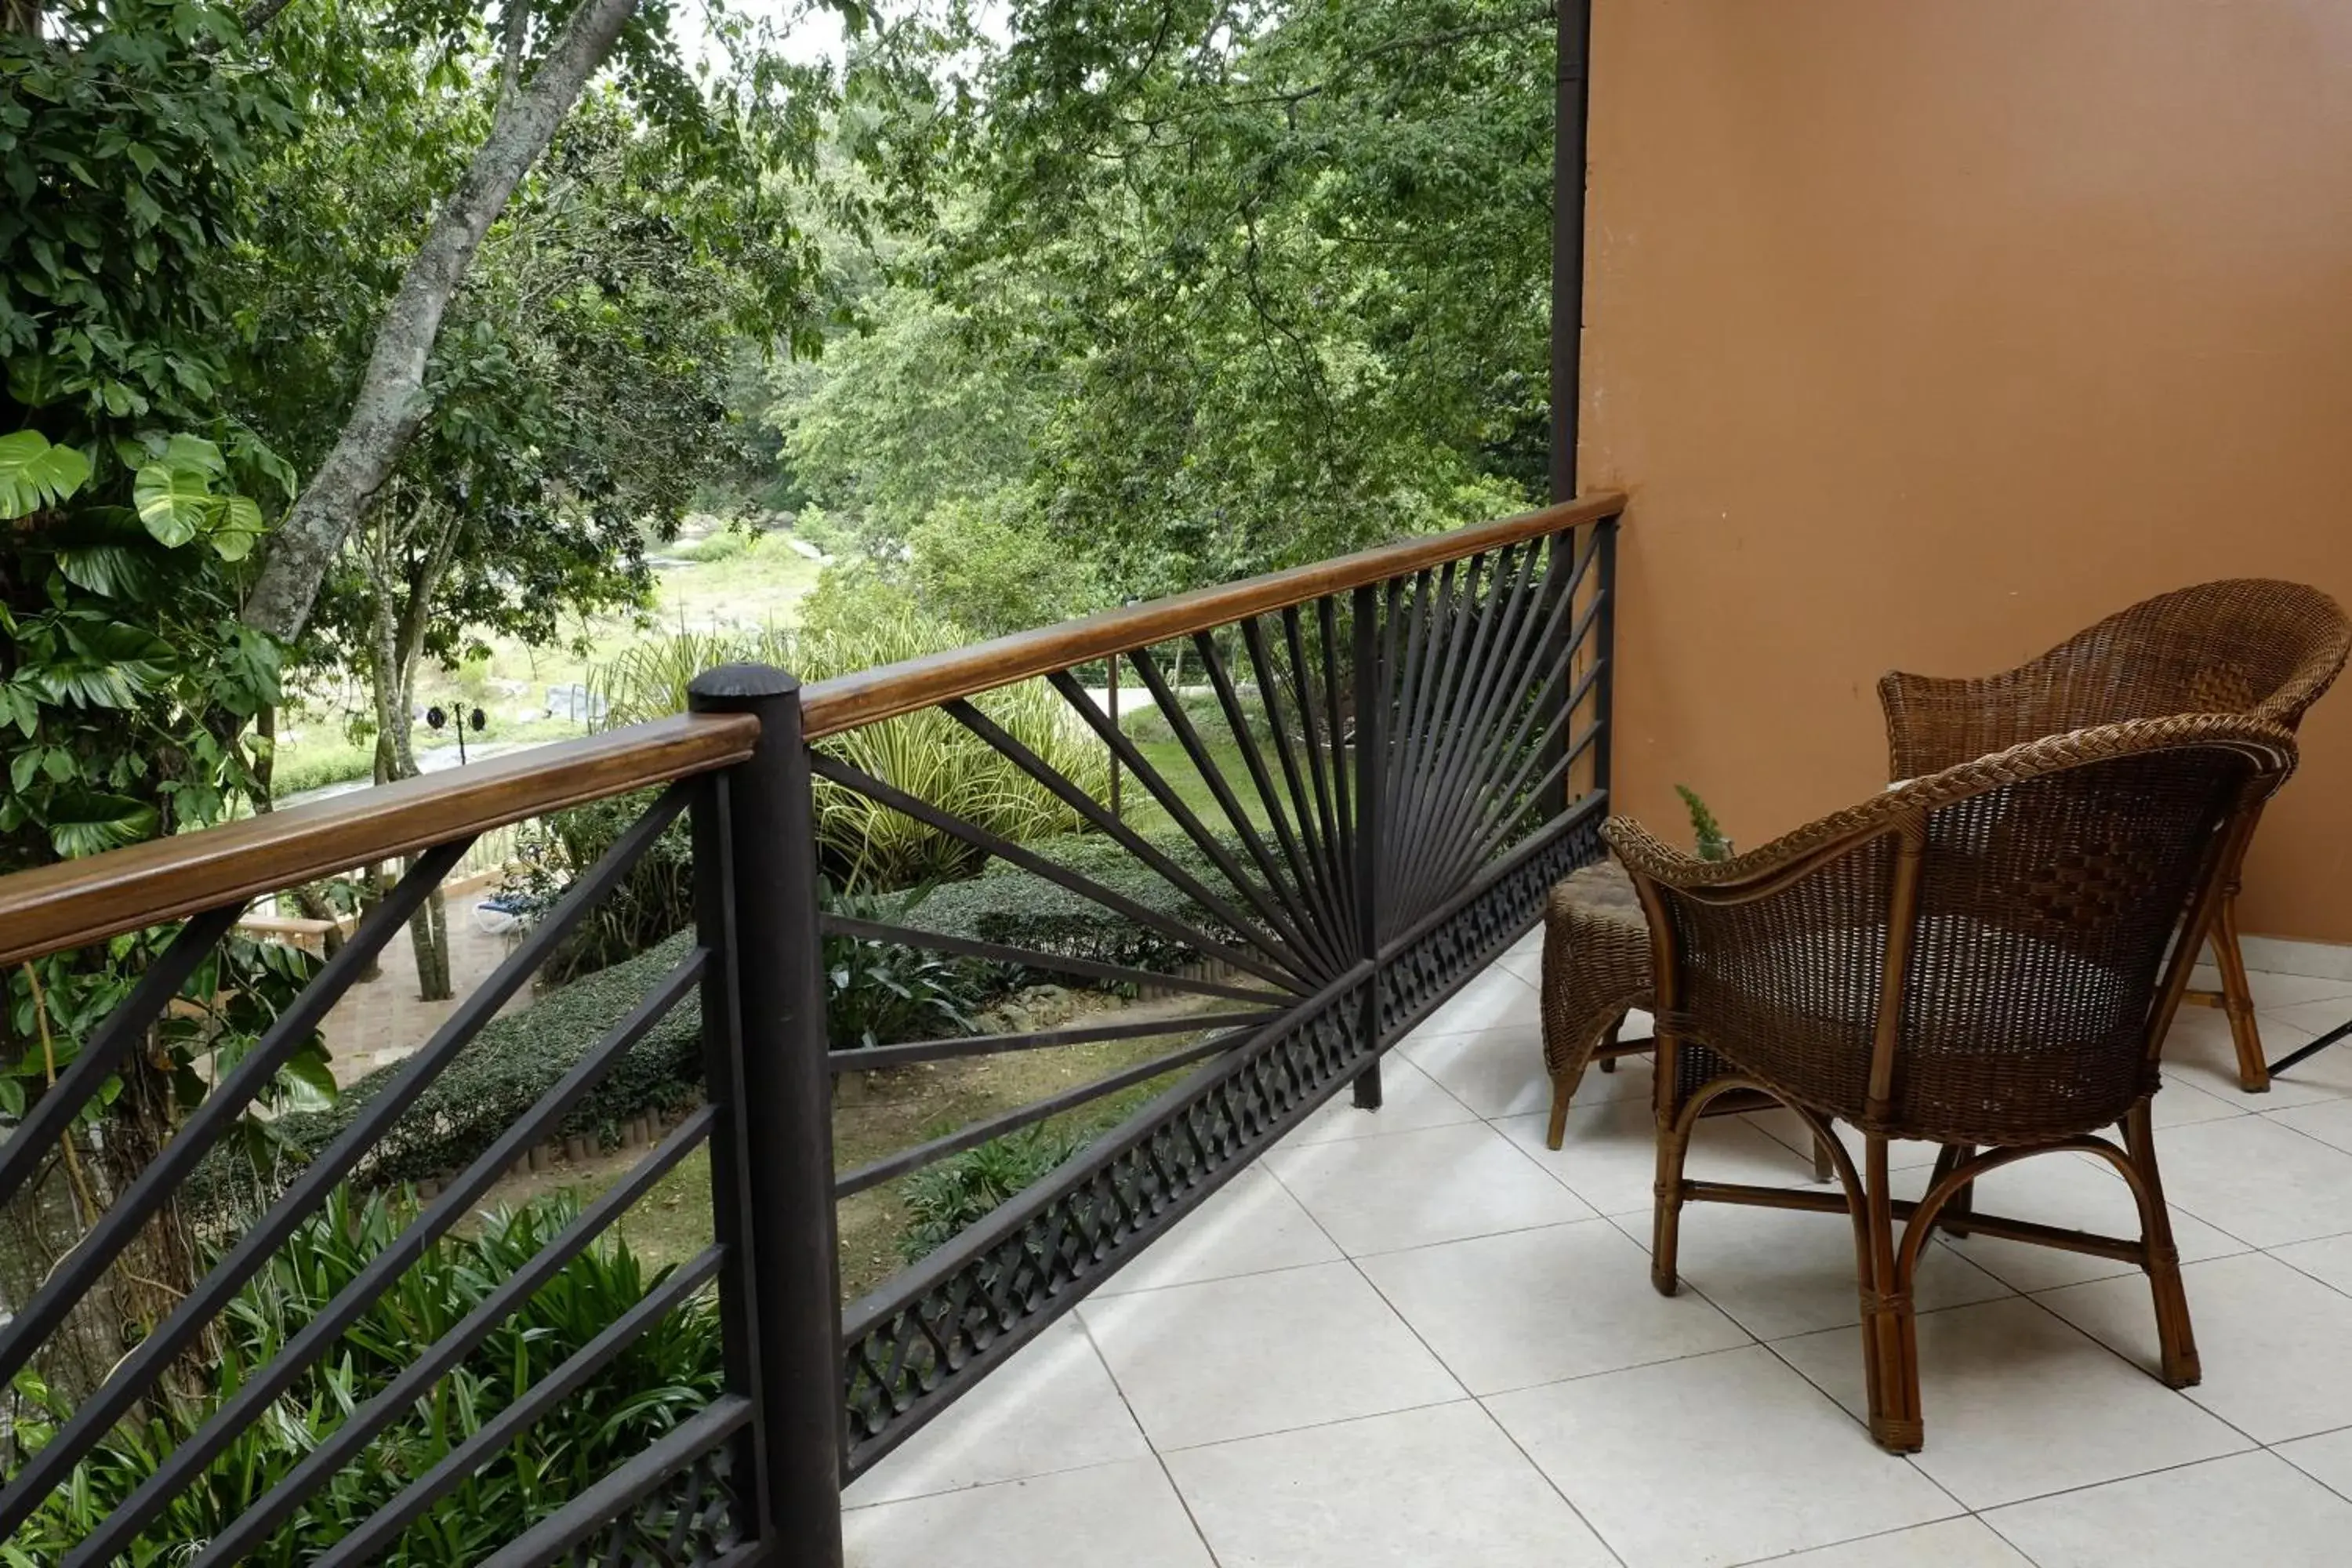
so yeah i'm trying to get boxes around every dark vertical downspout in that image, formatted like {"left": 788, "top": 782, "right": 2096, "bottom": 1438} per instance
{"left": 1552, "top": 0, "right": 1593, "bottom": 505}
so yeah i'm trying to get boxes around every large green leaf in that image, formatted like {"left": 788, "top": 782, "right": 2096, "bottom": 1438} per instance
{"left": 212, "top": 492, "right": 264, "bottom": 561}
{"left": 56, "top": 544, "right": 158, "bottom": 597}
{"left": 0, "top": 431, "right": 93, "bottom": 519}
{"left": 46, "top": 792, "right": 159, "bottom": 858}
{"left": 133, "top": 461, "right": 213, "bottom": 545}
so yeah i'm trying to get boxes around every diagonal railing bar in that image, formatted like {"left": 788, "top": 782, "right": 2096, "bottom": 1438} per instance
{"left": 185, "top": 1106, "right": 720, "bottom": 1568}
{"left": 833, "top": 1023, "right": 1256, "bottom": 1198}
{"left": 1237, "top": 615, "right": 1349, "bottom": 946}
{"left": 75, "top": 949, "right": 712, "bottom": 1566}
{"left": 1188, "top": 629, "right": 1352, "bottom": 967}
{"left": 1391, "top": 541, "right": 1561, "bottom": 909}
{"left": 810, "top": 750, "right": 1302, "bottom": 993}
{"left": 942, "top": 697, "right": 1317, "bottom": 984}
{"left": 833, "top": 1008, "right": 1282, "bottom": 1073}
{"left": 301, "top": 1246, "right": 732, "bottom": 1568}
{"left": 1317, "top": 597, "right": 1356, "bottom": 907}
{"left": 1388, "top": 543, "right": 1540, "bottom": 909}
{"left": 1414, "top": 564, "right": 1608, "bottom": 896}
{"left": 1470, "top": 721, "right": 1603, "bottom": 869}
{"left": 1388, "top": 554, "right": 1479, "bottom": 884}
{"left": 0, "top": 837, "right": 470, "bottom": 1402}
{"left": 1123, "top": 643, "right": 1348, "bottom": 977}
{"left": 1422, "top": 653, "right": 1606, "bottom": 904}
{"left": 474, "top": 1394, "right": 756, "bottom": 1568}
{"left": 1381, "top": 564, "right": 1438, "bottom": 840}
{"left": 0, "top": 902, "right": 241, "bottom": 1211}
{"left": 0, "top": 788, "right": 688, "bottom": 1537}
{"left": 1039, "top": 660, "right": 1349, "bottom": 979}
{"left": 1378, "top": 792, "right": 1609, "bottom": 969}
{"left": 1282, "top": 604, "right": 1349, "bottom": 922}
{"left": 821, "top": 913, "right": 1282, "bottom": 1005}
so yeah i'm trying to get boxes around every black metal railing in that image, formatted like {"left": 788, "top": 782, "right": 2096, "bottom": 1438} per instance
{"left": 0, "top": 492, "right": 1621, "bottom": 1566}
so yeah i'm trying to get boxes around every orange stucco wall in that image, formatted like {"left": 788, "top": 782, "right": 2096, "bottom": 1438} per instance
{"left": 1581, "top": 0, "right": 2352, "bottom": 943}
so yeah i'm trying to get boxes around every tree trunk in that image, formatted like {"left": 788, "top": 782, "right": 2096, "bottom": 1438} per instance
{"left": 368, "top": 567, "right": 453, "bottom": 1002}
{"left": 239, "top": 0, "right": 644, "bottom": 644}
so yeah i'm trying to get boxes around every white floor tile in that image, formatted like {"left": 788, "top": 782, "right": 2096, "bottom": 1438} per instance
{"left": 1359, "top": 1218, "right": 1748, "bottom": 1396}
{"left": 2038, "top": 1251, "right": 2352, "bottom": 1443}
{"left": 1770, "top": 1297, "right": 2249, "bottom": 1509}
{"left": 1400, "top": 1019, "right": 1657, "bottom": 1118}
{"left": 1497, "top": 1094, "right": 1821, "bottom": 1218}
{"left": 1981, "top": 1450, "right": 2352, "bottom": 1567}
{"left": 2263, "top": 1094, "right": 2352, "bottom": 1158}
{"left": 2164, "top": 1006, "right": 2334, "bottom": 1105}
{"left": 1265, "top": 1121, "right": 1594, "bottom": 1256}
{"left": 2151, "top": 1113, "right": 2352, "bottom": 1247}
{"left": 846, "top": 1320, "right": 1150, "bottom": 1505}
{"left": 1092, "top": 1168, "right": 1342, "bottom": 1297}
{"left": 2259, "top": 994, "right": 2352, "bottom": 1036}
{"left": 1613, "top": 1203, "right": 2011, "bottom": 1343}
{"left": 843, "top": 1457, "right": 1214, "bottom": 1568}
{"left": 1743, "top": 1517, "right": 2031, "bottom": 1566}
{"left": 1414, "top": 964, "right": 1541, "bottom": 1036}
{"left": 2274, "top": 1424, "right": 2352, "bottom": 1500}
{"left": 2267, "top": 1230, "right": 2352, "bottom": 1295}
{"left": 2146, "top": 1074, "right": 2253, "bottom": 1128}
{"left": 2211, "top": 968, "right": 2352, "bottom": 1011}
{"left": 1164, "top": 1401, "right": 1617, "bottom": 1568}
{"left": 1080, "top": 1261, "right": 1462, "bottom": 1450}
{"left": 1281, "top": 1054, "right": 1477, "bottom": 1145}
{"left": 1933, "top": 1150, "right": 2246, "bottom": 1294}
{"left": 1493, "top": 945, "right": 1544, "bottom": 986}
{"left": 1485, "top": 1345, "right": 1958, "bottom": 1568}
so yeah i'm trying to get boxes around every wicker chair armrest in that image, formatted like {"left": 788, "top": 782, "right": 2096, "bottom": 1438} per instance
{"left": 1607, "top": 713, "right": 2301, "bottom": 902}
{"left": 1876, "top": 665, "right": 2067, "bottom": 781}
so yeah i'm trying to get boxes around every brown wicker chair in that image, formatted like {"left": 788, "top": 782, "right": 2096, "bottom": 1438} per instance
{"left": 1879, "top": 580, "right": 2350, "bottom": 1091}
{"left": 1607, "top": 715, "right": 2297, "bottom": 1454}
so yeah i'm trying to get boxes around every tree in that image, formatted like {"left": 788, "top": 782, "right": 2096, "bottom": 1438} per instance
{"left": 237, "top": 0, "right": 856, "bottom": 644}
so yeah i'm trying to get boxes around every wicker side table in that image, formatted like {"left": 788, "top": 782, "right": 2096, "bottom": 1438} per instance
{"left": 1539, "top": 862, "right": 1657, "bottom": 1149}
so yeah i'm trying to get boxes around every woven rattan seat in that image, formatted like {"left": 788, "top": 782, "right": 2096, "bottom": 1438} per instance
{"left": 1607, "top": 714, "right": 2298, "bottom": 1453}
{"left": 1538, "top": 862, "right": 1655, "bottom": 1147}
{"left": 1879, "top": 579, "right": 2349, "bottom": 1091}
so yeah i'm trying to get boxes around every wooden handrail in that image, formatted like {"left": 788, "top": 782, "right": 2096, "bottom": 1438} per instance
{"left": 799, "top": 492, "right": 1628, "bottom": 739}
{"left": 0, "top": 713, "right": 759, "bottom": 967}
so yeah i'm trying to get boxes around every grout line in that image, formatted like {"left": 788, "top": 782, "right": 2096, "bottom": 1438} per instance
{"left": 1068, "top": 1312, "right": 1230, "bottom": 1567}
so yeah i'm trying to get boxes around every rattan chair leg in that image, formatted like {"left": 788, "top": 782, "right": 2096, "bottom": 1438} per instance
{"left": 1652, "top": 1070, "right": 1692, "bottom": 1296}
{"left": 2209, "top": 891, "right": 2269, "bottom": 1094}
{"left": 1546, "top": 1076, "right": 1573, "bottom": 1151}
{"left": 2122, "top": 1103, "right": 2202, "bottom": 1387}
{"left": 1859, "top": 1135, "right": 1926, "bottom": 1453}
{"left": 1925, "top": 1143, "right": 1977, "bottom": 1238}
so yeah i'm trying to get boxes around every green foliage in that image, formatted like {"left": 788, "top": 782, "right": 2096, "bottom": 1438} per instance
{"left": 218, "top": 935, "right": 710, "bottom": 1207}
{"left": 897, "top": 1125, "right": 1080, "bottom": 1263}
{"left": 6, "top": 1188, "right": 724, "bottom": 1566}
{"left": 906, "top": 489, "right": 1105, "bottom": 639}
{"left": 590, "top": 587, "right": 1108, "bottom": 889}
{"left": 504, "top": 794, "right": 697, "bottom": 984}
{"left": 912, "top": 829, "right": 1243, "bottom": 978}
{"left": 822, "top": 884, "right": 988, "bottom": 1051}
{"left": 1676, "top": 784, "right": 1733, "bottom": 862}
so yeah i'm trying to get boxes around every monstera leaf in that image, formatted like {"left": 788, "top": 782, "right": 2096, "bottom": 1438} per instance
{"left": 0, "top": 431, "right": 93, "bottom": 519}
{"left": 133, "top": 459, "right": 216, "bottom": 546}
{"left": 45, "top": 791, "right": 160, "bottom": 858}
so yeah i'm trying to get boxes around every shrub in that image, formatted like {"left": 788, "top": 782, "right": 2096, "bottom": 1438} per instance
{"left": 503, "top": 793, "right": 695, "bottom": 983}
{"left": 7, "top": 1189, "right": 727, "bottom": 1566}
{"left": 268, "top": 733, "right": 377, "bottom": 798}
{"left": 911, "top": 829, "right": 1248, "bottom": 978}
{"left": 896, "top": 1126, "right": 1080, "bottom": 1264}
{"left": 822, "top": 884, "right": 987, "bottom": 1050}
{"left": 676, "top": 528, "right": 749, "bottom": 563}
{"left": 587, "top": 586, "right": 1107, "bottom": 890}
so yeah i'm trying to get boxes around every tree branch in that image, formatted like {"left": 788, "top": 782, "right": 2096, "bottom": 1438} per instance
{"left": 240, "top": 0, "right": 643, "bottom": 644}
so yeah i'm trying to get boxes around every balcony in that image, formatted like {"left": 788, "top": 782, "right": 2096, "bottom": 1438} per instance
{"left": 844, "top": 942, "right": 2352, "bottom": 1568}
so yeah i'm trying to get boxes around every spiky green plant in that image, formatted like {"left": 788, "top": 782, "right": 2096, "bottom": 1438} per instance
{"left": 1675, "top": 784, "right": 1733, "bottom": 862}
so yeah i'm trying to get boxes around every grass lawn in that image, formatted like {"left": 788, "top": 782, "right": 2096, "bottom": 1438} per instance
{"left": 471, "top": 989, "right": 1238, "bottom": 1304}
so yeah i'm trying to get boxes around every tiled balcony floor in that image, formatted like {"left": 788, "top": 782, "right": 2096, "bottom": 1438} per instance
{"left": 844, "top": 934, "right": 2352, "bottom": 1567}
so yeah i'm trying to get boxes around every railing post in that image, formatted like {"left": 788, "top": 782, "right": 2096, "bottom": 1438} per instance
{"left": 1591, "top": 514, "right": 1617, "bottom": 804}
{"left": 689, "top": 664, "right": 844, "bottom": 1568}
{"left": 1351, "top": 584, "right": 1386, "bottom": 1109}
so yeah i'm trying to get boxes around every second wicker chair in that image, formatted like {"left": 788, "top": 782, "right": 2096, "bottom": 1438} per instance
{"left": 1607, "top": 715, "right": 2297, "bottom": 1453}
{"left": 1878, "top": 579, "right": 2350, "bottom": 1090}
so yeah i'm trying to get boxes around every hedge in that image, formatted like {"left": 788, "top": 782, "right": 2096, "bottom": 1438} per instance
{"left": 198, "top": 934, "right": 708, "bottom": 1216}
{"left": 910, "top": 829, "right": 1250, "bottom": 977}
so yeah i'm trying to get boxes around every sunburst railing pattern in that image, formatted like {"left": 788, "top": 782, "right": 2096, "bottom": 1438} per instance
{"left": 0, "top": 492, "right": 1621, "bottom": 1566}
